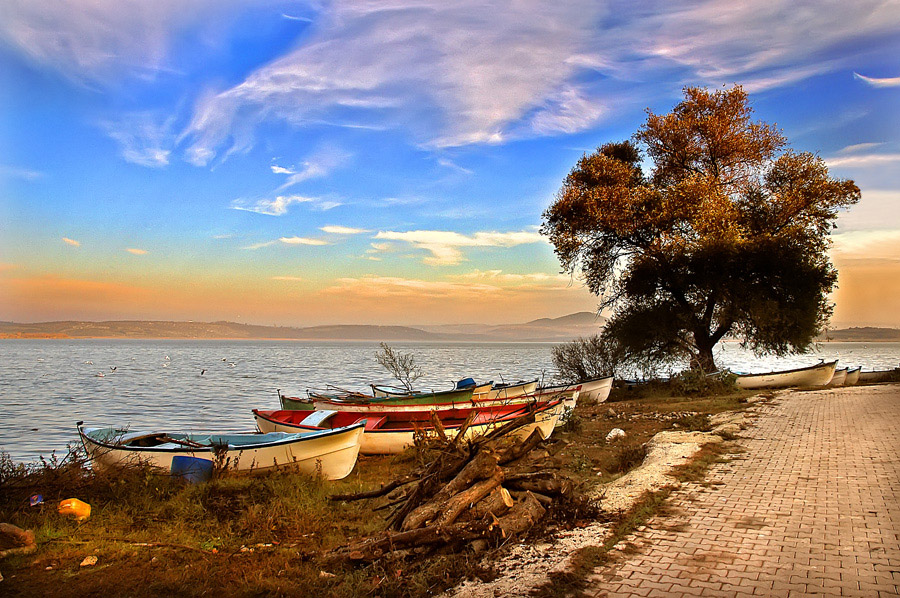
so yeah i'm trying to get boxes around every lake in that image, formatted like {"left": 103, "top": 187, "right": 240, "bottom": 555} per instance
{"left": 2, "top": 339, "right": 898, "bottom": 464}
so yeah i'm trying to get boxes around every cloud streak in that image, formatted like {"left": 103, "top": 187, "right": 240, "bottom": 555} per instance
{"left": 62, "top": 237, "right": 80, "bottom": 247}
{"left": 374, "top": 229, "right": 544, "bottom": 265}
{"left": 853, "top": 72, "right": 900, "bottom": 88}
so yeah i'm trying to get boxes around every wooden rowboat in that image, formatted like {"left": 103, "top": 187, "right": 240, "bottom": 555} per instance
{"left": 734, "top": 361, "right": 838, "bottom": 390}
{"left": 828, "top": 367, "right": 848, "bottom": 387}
{"left": 280, "top": 380, "right": 550, "bottom": 414}
{"left": 858, "top": 369, "right": 898, "bottom": 384}
{"left": 77, "top": 420, "right": 364, "bottom": 480}
{"left": 844, "top": 366, "right": 861, "bottom": 386}
{"left": 573, "top": 376, "right": 614, "bottom": 403}
{"left": 253, "top": 400, "right": 564, "bottom": 455}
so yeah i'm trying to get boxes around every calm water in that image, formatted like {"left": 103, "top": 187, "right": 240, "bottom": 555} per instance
{"left": 1, "top": 339, "right": 898, "bottom": 464}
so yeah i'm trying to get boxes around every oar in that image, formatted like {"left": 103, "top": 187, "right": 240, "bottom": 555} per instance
{"left": 158, "top": 436, "right": 207, "bottom": 449}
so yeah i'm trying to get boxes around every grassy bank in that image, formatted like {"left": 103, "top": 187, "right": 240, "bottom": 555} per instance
{"left": 0, "top": 389, "right": 751, "bottom": 597}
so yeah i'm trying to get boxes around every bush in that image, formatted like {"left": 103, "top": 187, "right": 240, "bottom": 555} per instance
{"left": 552, "top": 335, "right": 615, "bottom": 383}
{"left": 609, "top": 443, "right": 648, "bottom": 474}
{"left": 670, "top": 368, "right": 737, "bottom": 396}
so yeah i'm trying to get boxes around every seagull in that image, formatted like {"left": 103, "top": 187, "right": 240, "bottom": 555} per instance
{"left": 110, "top": 366, "right": 117, "bottom": 372}
{"left": 222, "top": 358, "right": 227, "bottom": 362}
{"left": 84, "top": 360, "right": 93, "bottom": 365}
{"left": 228, "top": 362, "right": 236, "bottom": 367}
{"left": 201, "top": 369, "right": 206, "bottom": 376}
{"left": 95, "top": 372, "right": 105, "bottom": 378}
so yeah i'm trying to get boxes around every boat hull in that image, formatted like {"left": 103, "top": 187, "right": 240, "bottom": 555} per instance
{"left": 78, "top": 423, "right": 364, "bottom": 480}
{"left": 734, "top": 361, "right": 838, "bottom": 390}
{"left": 858, "top": 370, "right": 896, "bottom": 383}
{"left": 574, "top": 376, "right": 614, "bottom": 403}
{"left": 254, "top": 401, "right": 563, "bottom": 455}
{"left": 844, "top": 367, "right": 861, "bottom": 386}
{"left": 828, "top": 368, "right": 848, "bottom": 387}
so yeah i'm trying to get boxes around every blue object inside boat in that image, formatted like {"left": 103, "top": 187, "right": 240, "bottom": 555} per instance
{"left": 455, "top": 377, "right": 476, "bottom": 389}
{"left": 171, "top": 456, "right": 214, "bottom": 483}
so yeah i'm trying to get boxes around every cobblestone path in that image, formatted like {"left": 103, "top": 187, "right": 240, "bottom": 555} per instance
{"left": 588, "top": 385, "right": 900, "bottom": 597}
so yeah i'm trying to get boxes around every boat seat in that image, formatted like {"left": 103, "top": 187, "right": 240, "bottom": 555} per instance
{"left": 301, "top": 410, "right": 339, "bottom": 427}
{"left": 363, "top": 416, "right": 387, "bottom": 431}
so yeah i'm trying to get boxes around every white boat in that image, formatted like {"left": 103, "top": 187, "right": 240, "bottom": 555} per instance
{"left": 254, "top": 400, "right": 564, "bottom": 455}
{"left": 77, "top": 421, "right": 364, "bottom": 480}
{"left": 858, "top": 369, "right": 897, "bottom": 384}
{"left": 574, "top": 376, "right": 614, "bottom": 403}
{"left": 828, "top": 367, "right": 848, "bottom": 387}
{"left": 488, "top": 379, "right": 538, "bottom": 401}
{"left": 734, "top": 361, "right": 838, "bottom": 390}
{"left": 844, "top": 366, "right": 861, "bottom": 386}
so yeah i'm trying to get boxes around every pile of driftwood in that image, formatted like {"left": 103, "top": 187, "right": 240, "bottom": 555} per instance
{"left": 328, "top": 409, "right": 576, "bottom": 562}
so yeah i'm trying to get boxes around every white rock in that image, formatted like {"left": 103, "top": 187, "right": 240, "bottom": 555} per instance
{"left": 80, "top": 555, "right": 98, "bottom": 567}
{"left": 606, "top": 428, "right": 626, "bottom": 442}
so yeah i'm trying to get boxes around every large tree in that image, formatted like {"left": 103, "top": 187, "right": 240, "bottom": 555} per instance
{"left": 542, "top": 87, "right": 860, "bottom": 372}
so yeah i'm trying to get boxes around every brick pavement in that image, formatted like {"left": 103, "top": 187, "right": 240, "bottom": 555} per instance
{"left": 588, "top": 384, "right": 900, "bottom": 597}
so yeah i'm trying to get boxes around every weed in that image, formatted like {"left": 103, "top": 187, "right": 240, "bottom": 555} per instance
{"left": 609, "top": 443, "right": 647, "bottom": 474}
{"left": 671, "top": 413, "right": 711, "bottom": 432}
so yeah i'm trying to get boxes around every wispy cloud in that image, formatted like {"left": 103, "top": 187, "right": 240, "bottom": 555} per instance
{"left": 271, "top": 275, "right": 304, "bottom": 281}
{"left": 853, "top": 72, "right": 900, "bottom": 88}
{"left": 271, "top": 147, "right": 351, "bottom": 190}
{"left": 62, "top": 237, "right": 80, "bottom": 247}
{"left": 230, "top": 195, "right": 316, "bottom": 216}
{"left": 243, "top": 236, "right": 329, "bottom": 250}
{"left": 836, "top": 190, "right": 900, "bottom": 233}
{"left": 838, "top": 142, "right": 885, "bottom": 154}
{"left": 279, "top": 236, "right": 328, "bottom": 246}
{"left": 832, "top": 229, "right": 900, "bottom": 260}
{"left": 126, "top": 248, "right": 148, "bottom": 255}
{"left": 321, "top": 225, "right": 369, "bottom": 235}
{"left": 0, "top": 0, "right": 267, "bottom": 85}
{"left": 374, "top": 229, "right": 544, "bottom": 266}
{"left": 183, "top": 1, "right": 605, "bottom": 158}
{"left": 100, "top": 112, "right": 176, "bottom": 167}
{"left": 825, "top": 153, "right": 900, "bottom": 168}
{"left": 0, "top": 164, "right": 42, "bottom": 180}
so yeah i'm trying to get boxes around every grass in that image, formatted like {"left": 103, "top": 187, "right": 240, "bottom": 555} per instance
{"left": 1, "top": 384, "right": 748, "bottom": 597}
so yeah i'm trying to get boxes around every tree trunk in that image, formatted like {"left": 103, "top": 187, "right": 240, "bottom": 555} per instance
{"left": 692, "top": 332, "right": 717, "bottom": 372}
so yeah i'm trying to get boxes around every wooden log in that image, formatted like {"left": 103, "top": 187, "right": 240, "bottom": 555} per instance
{"left": 435, "top": 468, "right": 503, "bottom": 527}
{"left": 430, "top": 410, "right": 448, "bottom": 442}
{"left": 495, "top": 491, "right": 546, "bottom": 537}
{"left": 468, "top": 486, "right": 514, "bottom": 520}
{"left": 401, "top": 449, "right": 499, "bottom": 531}
{"left": 498, "top": 428, "right": 546, "bottom": 465}
{"left": 506, "top": 473, "right": 572, "bottom": 496}
{"left": 0, "top": 523, "right": 36, "bottom": 558}
{"left": 387, "top": 451, "right": 469, "bottom": 530}
{"left": 329, "top": 475, "right": 418, "bottom": 501}
{"left": 449, "top": 411, "right": 477, "bottom": 449}
{"left": 331, "top": 520, "right": 492, "bottom": 562}
{"left": 510, "top": 489, "right": 553, "bottom": 506}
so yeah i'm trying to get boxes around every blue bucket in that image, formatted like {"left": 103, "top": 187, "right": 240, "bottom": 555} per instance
{"left": 171, "top": 456, "right": 214, "bottom": 483}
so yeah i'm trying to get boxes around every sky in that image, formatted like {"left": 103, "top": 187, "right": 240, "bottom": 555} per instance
{"left": 0, "top": 0, "right": 899, "bottom": 328}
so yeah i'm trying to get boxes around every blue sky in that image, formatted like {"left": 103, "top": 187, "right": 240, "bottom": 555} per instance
{"left": 1, "top": 0, "right": 899, "bottom": 327}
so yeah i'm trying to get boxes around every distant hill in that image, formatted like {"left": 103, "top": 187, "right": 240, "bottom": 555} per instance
{"left": 0, "top": 312, "right": 606, "bottom": 342}
{"left": 819, "top": 327, "right": 900, "bottom": 342}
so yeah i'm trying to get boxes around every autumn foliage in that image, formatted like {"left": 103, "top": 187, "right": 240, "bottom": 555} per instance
{"left": 542, "top": 87, "right": 860, "bottom": 372}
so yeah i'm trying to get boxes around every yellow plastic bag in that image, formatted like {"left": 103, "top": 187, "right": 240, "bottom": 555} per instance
{"left": 58, "top": 498, "right": 91, "bottom": 521}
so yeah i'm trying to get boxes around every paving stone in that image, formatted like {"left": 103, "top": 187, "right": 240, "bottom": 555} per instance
{"left": 584, "top": 385, "right": 900, "bottom": 597}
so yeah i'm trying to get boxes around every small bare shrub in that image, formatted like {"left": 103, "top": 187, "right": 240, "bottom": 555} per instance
{"left": 375, "top": 342, "right": 422, "bottom": 391}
